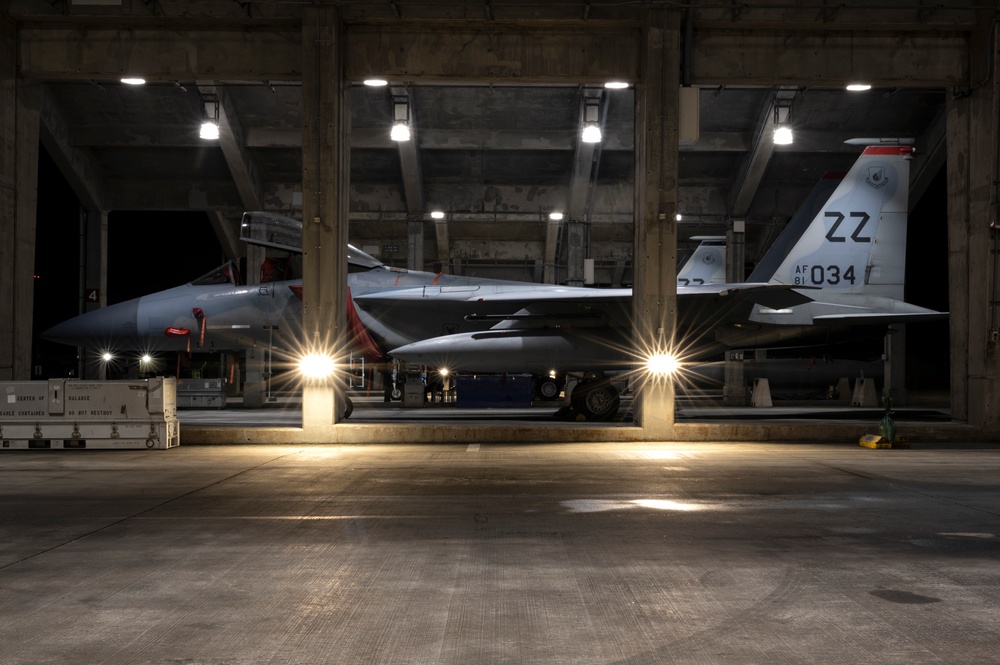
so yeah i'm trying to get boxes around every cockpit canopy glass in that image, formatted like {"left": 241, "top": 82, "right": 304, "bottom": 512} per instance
{"left": 192, "top": 261, "right": 242, "bottom": 286}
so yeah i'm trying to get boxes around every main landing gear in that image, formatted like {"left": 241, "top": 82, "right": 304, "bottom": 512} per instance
{"left": 555, "top": 373, "right": 621, "bottom": 422}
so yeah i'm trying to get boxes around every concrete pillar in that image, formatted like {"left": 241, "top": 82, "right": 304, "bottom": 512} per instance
{"left": 241, "top": 239, "right": 268, "bottom": 405}
{"left": 0, "top": 59, "right": 40, "bottom": 381}
{"left": 884, "top": 325, "right": 907, "bottom": 406}
{"left": 723, "top": 350, "right": 747, "bottom": 406}
{"left": 243, "top": 346, "right": 266, "bottom": 408}
{"left": 634, "top": 8, "right": 680, "bottom": 439}
{"left": 945, "top": 20, "right": 1000, "bottom": 428}
{"left": 565, "top": 221, "right": 586, "bottom": 286}
{"left": 301, "top": 5, "right": 348, "bottom": 437}
{"left": 407, "top": 218, "right": 424, "bottom": 271}
{"left": 82, "top": 209, "right": 108, "bottom": 380}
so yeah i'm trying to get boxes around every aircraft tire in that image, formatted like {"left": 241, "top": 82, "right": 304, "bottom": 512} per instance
{"left": 571, "top": 379, "right": 620, "bottom": 421}
{"left": 535, "top": 376, "right": 564, "bottom": 401}
{"left": 390, "top": 387, "right": 402, "bottom": 401}
{"left": 343, "top": 396, "right": 354, "bottom": 420}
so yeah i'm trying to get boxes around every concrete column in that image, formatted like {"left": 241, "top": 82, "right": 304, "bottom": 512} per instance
{"left": 407, "top": 218, "right": 424, "bottom": 271}
{"left": 565, "top": 221, "right": 586, "bottom": 286}
{"left": 945, "top": 20, "right": 999, "bottom": 428}
{"left": 82, "top": 209, "right": 108, "bottom": 380}
{"left": 633, "top": 8, "right": 680, "bottom": 439}
{"left": 240, "top": 240, "right": 268, "bottom": 406}
{"left": 0, "top": 66, "right": 40, "bottom": 381}
{"left": 301, "top": 5, "right": 348, "bottom": 437}
{"left": 884, "top": 325, "right": 907, "bottom": 406}
{"left": 243, "top": 346, "right": 266, "bottom": 408}
{"left": 723, "top": 350, "right": 747, "bottom": 406}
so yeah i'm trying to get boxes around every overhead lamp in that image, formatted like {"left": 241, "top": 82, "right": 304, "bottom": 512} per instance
{"left": 121, "top": 77, "right": 146, "bottom": 85}
{"left": 549, "top": 212, "right": 564, "bottom": 221}
{"left": 581, "top": 102, "right": 602, "bottom": 143}
{"left": 430, "top": 210, "right": 445, "bottom": 219}
{"left": 200, "top": 97, "right": 220, "bottom": 140}
{"left": 846, "top": 82, "right": 872, "bottom": 92}
{"left": 364, "top": 78, "right": 388, "bottom": 87}
{"left": 604, "top": 81, "right": 629, "bottom": 90}
{"left": 390, "top": 101, "right": 410, "bottom": 141}
{"left": 772, "top": 102, "right": 793, "bottom": 145}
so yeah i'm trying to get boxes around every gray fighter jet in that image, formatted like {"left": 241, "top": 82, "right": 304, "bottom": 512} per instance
{"left": 42, "top": 141, "right": 946, "bottom": 420}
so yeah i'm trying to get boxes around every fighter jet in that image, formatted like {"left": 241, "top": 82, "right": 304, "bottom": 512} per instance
{"left": 43, "top": 140, "right": 945, "bottom": 420}
{"left": 385, "top": 141, "right": 947, "bottom": 418}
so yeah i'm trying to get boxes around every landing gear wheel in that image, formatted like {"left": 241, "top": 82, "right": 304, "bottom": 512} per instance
{"left": 343, "top": 396, "right": 354, "bottom": 420}
{"left": 536, "top": 376, "right": 564, "bottom": 401}
{"left": 390, "top": 387, "right": 402, "bottom": 401}
{"left": 571, "top": 379, "right": 620, "bottom": 421}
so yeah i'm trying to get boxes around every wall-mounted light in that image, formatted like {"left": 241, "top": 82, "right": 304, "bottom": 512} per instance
{"left": 200, "top": 97, "right": 220, "bottom": 140}
{"left": 430, "top": 210, "right": 445, "bottom": 219}
{"left": 390, "top": 101, "right": 410, "bottom": 141}
{"left": 604, "top": 81, "right": 629, "bottom": 90}
{"left": 549, "top": 212, "right": 564, "bottom": 221}
{"left": 772, "top": 101, "right": 793, "bottom": 145}
{"left": 364, "top": 78, "right": 388, "bottom": 87}
{"left": 121, "top": 77, "right": 145, "bottom": 85}
{"left": 846, "top": 82, "right": 872, "bottom": 92}
{"left": 581, "top": 102, "right": 602, "bottom": 143}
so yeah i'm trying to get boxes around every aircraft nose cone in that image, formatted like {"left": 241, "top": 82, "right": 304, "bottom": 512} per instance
{"left": 41, "top": 299, "right": 141, "bottom": 348}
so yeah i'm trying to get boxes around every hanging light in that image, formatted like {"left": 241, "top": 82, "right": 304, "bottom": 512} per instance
{"left": 200, "top": 97, "right": 220, "bottom": 140}
{"left": 582, "top": 102, "right": 602, "bottom": 143}
{"left": 391, "top": 101, "right": 410, "bottom": 141}
{"left": 772, "top": 102, "right": 793, "bottom": 145}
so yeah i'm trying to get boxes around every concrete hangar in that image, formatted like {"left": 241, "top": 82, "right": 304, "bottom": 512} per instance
{"left": 3, "top": 4, "right": 1000, "bottom": 664}
{"left": 0, "top": 0, "right": 997, "bottom": 446}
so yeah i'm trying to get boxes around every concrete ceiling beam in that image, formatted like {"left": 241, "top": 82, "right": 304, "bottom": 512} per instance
{"left": 37, "top": 83, "right": 105, "bottom": 211}
{"left": 197, "top": 82, "right": 262, "bottom": 211}
{"left": 690, "top": 30, "right": 969, "bottom": 87}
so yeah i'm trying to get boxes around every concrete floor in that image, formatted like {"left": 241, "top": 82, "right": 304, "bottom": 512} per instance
{"left": 2, "top": 441, "right": 999, "bottom": 664}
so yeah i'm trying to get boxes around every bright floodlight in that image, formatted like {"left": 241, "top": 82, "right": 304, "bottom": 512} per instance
{"left": 121, "top": 77, "right": 146, "bottom": 85}
{"left": 646, "top": 353, "right": 679, "bottom": 376}
{"left": 430, "top": 210, "right": 445, "bottom": 219}
{"left": 846, "top": 83, "right": 872, "bottom": 91}
{"left": 101, "top": 352, "right": 114, "bottom": 362}
{"left": 439, "top": 368, "right": 450, "bottom": 377}
{"left": 299, "top": 353, "right": 335, "bottom": 379}
{"left": 582, "top": 123, "right": 602, "bottom": 143}
{"left": 549, "top": 212, "right": 564, "bottom": 221}
{"left": 364, "top": 78, "right": 388, "bottom": 87}
{"left": 773, "top": 125, "right": 793, "bottom": 145}
{"left": 390, "top": 122, "right": 410, "bottom": 141}
{"left": 604, "top": 81, "right": 629, "bottom": 89}
{"left": 200, "top": 121, "right": 220, "bottom": 140}
{"left": 141, "top": 354, "right": 153, "bottom": 364}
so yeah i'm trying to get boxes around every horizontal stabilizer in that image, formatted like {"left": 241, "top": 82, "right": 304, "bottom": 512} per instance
{"left": 682, "top": 283, "right": 816, "bottom": 309}
{"left": 813, "top": 311, "right": 949, "bottom": 325}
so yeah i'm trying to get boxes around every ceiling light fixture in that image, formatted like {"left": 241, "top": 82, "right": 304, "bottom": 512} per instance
{"left": 364, "top": 78, "right": 388, "bottom": 87}
{"left": 121, "top": 77, "right": 146, "bottom": 85}
{"left": 604, "top": 81, "right": 629, "bottom": 89}
{"left": 582, "top": 102, "right": 602, "bottom": 143}
{"left": 772, "top": 101, "right": 793, "bottom": 145}
{"left": 846, "top": 82, "right": 872, "bottom": 91}
{"left": 200, "top": 96, "right": 220, "bottom": 140}
{"left": 391, "top": 101, "right": 410, "bottom": 141}
{"left": 549, "top": 212, "right": 564, "bottom": 221}
{"left": 430, "top": 210, "right": 445, "bottom": 219}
